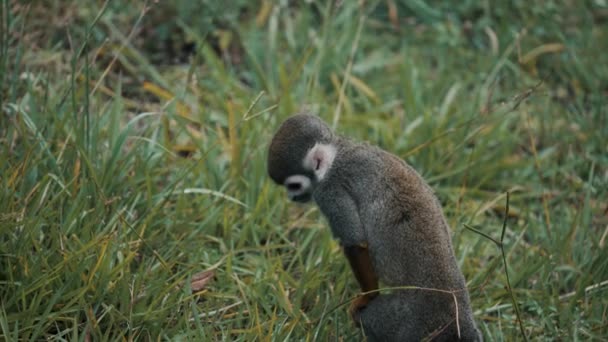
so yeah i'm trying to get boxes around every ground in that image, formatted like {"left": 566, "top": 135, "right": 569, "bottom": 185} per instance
{"left": 1, "top": 1, "right": 607, "bottom": 340}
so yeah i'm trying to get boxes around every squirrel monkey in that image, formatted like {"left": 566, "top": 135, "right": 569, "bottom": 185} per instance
{"left": 267, "top": 113, "right": 482, "bottom": 341}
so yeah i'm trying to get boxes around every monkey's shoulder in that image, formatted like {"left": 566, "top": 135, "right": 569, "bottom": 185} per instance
{"left": 334, "top": 142, "right": 420, "bottom": 180}
{"left": 322, "top": 143, "right": 424, "bottom": 202}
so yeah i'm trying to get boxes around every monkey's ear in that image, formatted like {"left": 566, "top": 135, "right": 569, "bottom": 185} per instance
{"left": 304, "top": 143, "right": 336, "bottom": 181}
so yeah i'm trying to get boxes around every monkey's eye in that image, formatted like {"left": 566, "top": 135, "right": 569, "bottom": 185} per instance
{"left": 314, "top": 158, "right": 321, "bottom": 170}
{"left": 286, "top": 182, "right": 302, "bottom": 191}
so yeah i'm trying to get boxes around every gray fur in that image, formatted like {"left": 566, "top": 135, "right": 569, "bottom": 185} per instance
{"left": 268, "top": 113, "right": 482, "bottom": 341}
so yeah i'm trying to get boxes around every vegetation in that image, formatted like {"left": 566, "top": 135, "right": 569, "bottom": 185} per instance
{"left": 1, "top": 0, "right": 606, "bottom": 340}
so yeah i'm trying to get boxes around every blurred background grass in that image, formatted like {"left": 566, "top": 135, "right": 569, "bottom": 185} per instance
{"left": 1, "top": 0, "right": 607, "bottom": 340}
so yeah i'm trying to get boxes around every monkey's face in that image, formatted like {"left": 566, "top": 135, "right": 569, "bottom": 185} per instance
{"left": 271, "top": 141, "right": 337, "bottom": 203}
{"left": 267, "top": 114, "right": 337, "bottom": 204}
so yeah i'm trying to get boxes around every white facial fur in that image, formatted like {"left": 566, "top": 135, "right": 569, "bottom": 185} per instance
{"left": 284, "top": 175, "right": 312, "bottom": 201}
{"left": 303, "top": 143, "right": 336, "bottom": 181}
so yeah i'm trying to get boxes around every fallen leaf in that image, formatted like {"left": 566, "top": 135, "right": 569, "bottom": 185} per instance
{"left": 190, "top": 269, "right": 215, "bottom": 292}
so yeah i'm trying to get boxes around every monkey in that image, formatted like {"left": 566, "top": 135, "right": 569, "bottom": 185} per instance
{"left": 267, "top": 113, "right": 482, "bottom": 341}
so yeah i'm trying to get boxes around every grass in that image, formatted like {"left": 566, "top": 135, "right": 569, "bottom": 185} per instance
{"left": 1, "top": 0, "right": 607, "bottom": 340}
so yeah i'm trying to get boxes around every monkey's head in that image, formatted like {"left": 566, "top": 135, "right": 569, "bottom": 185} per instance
{"left": 267, "top": 113, "right": 337, "bottom": 203}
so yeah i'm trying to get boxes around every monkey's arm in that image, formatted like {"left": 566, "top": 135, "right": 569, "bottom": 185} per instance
{"left": 344, "top": 243, "right": 379, "bottom": 324}
{"left": 314, "top": 184, "right": 378, "bottom": 323}
{"left": 314, "top": 186, "right": 377, "bottom": 293}
{"left": 344, "top": 243, "right": 379, "bottom": 296}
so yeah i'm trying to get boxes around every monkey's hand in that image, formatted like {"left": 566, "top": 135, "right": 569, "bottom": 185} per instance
{"left": 343, "top": 243, "right": 379, "bottom": 327}
{"left": 349, "top": 293, "right": 373, "bottom": 326}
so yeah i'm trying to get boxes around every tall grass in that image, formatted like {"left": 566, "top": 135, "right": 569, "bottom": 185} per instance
{"left": 1, "top": 1, "right": 607, "bottom": 340}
